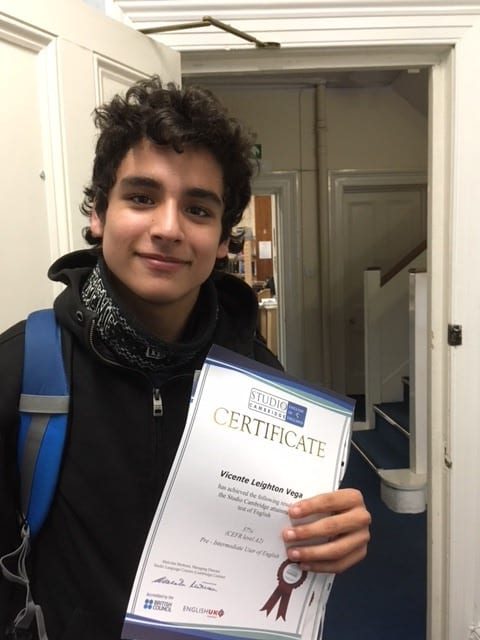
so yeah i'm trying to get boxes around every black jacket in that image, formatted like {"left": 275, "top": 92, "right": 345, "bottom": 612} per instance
{"left": 0, "top": 250, "right": 281, "bottom": 640}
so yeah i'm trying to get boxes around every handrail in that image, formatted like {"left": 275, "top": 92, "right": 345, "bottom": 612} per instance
{"left": 380, "top": 239, "right": 427, "bottom": 286}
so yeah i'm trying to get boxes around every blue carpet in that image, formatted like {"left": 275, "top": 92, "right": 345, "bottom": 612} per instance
{"left": 377, "top": 401, "right": 410, "bottom": 432}
{"left": 352, "top": 426, "right": 409, "bottom": 469}
{"left": 323, "top": 448, "right": 426, "bottom": 640}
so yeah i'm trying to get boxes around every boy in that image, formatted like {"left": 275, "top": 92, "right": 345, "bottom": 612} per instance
{"left": 0, "top": 77, "right": 370, "bottom": 640}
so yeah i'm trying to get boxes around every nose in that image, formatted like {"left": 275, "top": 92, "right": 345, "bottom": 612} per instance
{"left": 149, "top": 200, "right": 185, "bottom": 242}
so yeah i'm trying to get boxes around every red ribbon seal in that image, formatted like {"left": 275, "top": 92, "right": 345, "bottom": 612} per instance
{"left": 260, "top": 560, "right": 307, "bottom": 621}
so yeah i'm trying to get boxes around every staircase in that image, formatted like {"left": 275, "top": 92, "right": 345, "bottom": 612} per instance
{"left": 352, "top": 376, "right": 426, "bottom": 513}
{"left": 354, "top": 377, "right": 410, "bottom": 471}
{"left": 354, "top": 264, "right": 428, "bottom": 514}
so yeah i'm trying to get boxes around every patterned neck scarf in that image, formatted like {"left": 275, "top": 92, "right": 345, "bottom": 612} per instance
{"left": 81, "top": 258, "right": 218, "bottom": 373}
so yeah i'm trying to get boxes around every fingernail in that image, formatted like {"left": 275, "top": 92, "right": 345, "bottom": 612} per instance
{"left": 284, "top": 528, "right": 296, "bottom": 541}
{"left": 289, "top": 505, "right": 302, "bottom": 517}
{"left": 288, "top": 548, "right": 301, "bottom": 560}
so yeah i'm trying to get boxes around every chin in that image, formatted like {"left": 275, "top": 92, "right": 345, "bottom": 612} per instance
{"left": 137, "top": 289, "right": 194, "bottom": 306}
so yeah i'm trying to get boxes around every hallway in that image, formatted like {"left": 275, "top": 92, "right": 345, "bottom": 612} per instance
{"left": 324, "top": 447, "right": 426, "bottom": 639}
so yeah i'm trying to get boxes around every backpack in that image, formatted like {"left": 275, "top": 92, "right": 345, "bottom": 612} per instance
{"left": 18, "top": 309, "right": 70, "bottom": 537}
{"left": 0, "top": 309, "right": 70, "bottom": 640}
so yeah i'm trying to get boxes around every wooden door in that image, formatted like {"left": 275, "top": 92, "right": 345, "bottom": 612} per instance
{"left": 254, "top": 195, "right": 273, "bottom": 283}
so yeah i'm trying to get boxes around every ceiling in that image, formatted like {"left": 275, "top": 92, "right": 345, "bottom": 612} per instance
{"left": 109, "top": 1, "right": 364, "bottom": 52}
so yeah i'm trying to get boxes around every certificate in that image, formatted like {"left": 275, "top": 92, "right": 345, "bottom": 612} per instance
{"left": 122, "top": 345, "right": 354, "bottom": 640}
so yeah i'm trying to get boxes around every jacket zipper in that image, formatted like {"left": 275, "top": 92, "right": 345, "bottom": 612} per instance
{"left": 88, "top": 320, "right": 189, "bottom": 418}
{"left": 152, "top": 388, "right": 163, "bottom": 417}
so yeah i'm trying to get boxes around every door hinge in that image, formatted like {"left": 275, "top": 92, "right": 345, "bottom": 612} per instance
{"left": 448, "top": 324, "right": 462, "bottom": 346}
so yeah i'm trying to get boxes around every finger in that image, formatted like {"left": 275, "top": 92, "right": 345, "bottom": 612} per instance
{"left": 286, "top": 527, "right": 370, "bottom": 572}
{"left": 295, "top": 544, "right": 369, "bottom": 575}
{"left": 288, "top": 488, "right": 366, "bottom": 519}
{"left": 283, "top": 505, "right": 371, "bottom": 543}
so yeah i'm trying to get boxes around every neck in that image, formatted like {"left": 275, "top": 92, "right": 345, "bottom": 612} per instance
{"left": 110, "top": 277, "right": 200, "bottom": 343}
{"left": 81, "top": 262, "right": 218, "bottom": 372}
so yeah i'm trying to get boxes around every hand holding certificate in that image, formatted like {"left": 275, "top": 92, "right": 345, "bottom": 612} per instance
{"left": 123, "top": 346, "right": 355, "bottom": 640}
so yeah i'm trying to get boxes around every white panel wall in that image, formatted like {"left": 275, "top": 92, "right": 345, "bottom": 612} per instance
{"left": 0, "top": 0, "right": 180, "bottom": 332}
{"left": 0, "top": 31, "right": 55, "bottom": 329}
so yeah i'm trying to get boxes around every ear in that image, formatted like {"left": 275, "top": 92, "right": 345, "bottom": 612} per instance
{"left": 90, "top": 210, "right": 105, "bottom": 239}
{"left": 216, "top": 238, "right": 229, "bottom": 260}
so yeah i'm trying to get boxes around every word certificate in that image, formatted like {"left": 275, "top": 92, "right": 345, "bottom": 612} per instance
{"left": 123, "top": 345, "right": 354, "bottom": 640}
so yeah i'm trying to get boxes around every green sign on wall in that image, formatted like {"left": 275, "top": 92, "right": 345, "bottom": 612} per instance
{"left": 253, "top": 143, "right": 262, "bottom": 159}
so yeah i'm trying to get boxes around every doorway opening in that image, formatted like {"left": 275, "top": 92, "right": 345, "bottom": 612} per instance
{"left": 185, "top": 64, "right": 434, "bottom": 640}
{"left": 226, "top": 193, "right": 281, "bottom": 360}
{"left": 225, "top": 169, "right": 303, "bottom": 377}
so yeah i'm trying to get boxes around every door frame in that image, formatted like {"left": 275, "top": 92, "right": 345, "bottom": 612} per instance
{"left": 182, "top": 11, "right": 480, "bottom": 639}
{"left": 253, "top": 171, "right": 303, "bottom": 377}
{"left": 327, "top": 170, "right": 428, "bottom": 394}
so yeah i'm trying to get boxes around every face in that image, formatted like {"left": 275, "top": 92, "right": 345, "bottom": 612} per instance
{"left": 90, "top": 140, "right": 229, "bottom": 337}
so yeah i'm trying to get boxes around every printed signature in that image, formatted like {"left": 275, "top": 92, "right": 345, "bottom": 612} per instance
{"left": 153, "top": 576, "right": 218, "bottom": 592}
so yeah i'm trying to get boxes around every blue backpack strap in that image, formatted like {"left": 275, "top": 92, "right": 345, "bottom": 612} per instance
{"left": 0, "top": 309, "right": 69, "bottom": 640}
{"left": 17, "top": 309, "right": 70, "bottom": 538}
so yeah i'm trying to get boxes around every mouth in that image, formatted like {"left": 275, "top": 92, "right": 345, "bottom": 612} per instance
{"left": 136, "top": 252, "right": 192, "bottom": 271}
{"left": 138, "top": 252, "right": 190, "bottom": 264}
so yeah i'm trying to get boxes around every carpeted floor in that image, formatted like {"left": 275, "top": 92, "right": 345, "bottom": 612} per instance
{"left": 322, "top": 447, "right": 427, "bottom": 640}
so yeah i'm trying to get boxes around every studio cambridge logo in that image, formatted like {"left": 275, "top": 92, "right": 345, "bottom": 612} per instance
{"left": 248, "top": 389, "right": 307, "bottom": 427}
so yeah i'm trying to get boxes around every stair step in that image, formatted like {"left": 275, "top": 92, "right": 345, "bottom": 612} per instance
{"left": 352, "top": 428, "right": 409, "bottom": 470}
{"left": 379, "top": 468, "right": 426, "bottom": 490}
{"left": 379, "top": 468, "right": 427, "bottom": 513}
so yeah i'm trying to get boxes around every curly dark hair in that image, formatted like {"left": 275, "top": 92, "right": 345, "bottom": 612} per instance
{"left": 80, "top": 76, "right": 256, "bottom": 244}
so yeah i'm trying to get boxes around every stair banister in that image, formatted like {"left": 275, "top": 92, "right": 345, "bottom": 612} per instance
{"left": 381, "top": 240, "right": 427, "bottom": 287}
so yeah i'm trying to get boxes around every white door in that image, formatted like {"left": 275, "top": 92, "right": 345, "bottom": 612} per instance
{"left": 342, "top": 185, "right": 427, "bottom": 394}
{"left": 0, "top": 0, "right": 180, "bottom": 331}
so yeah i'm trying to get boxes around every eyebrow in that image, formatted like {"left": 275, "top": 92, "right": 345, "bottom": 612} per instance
{"left": 118, "top": 176, "right": 224, "bottom": 208}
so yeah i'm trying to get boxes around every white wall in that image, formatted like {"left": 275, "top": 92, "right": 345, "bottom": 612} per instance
{"left": 202, "top": 82, "right": 428, "bottom": 383}
{"left": 327, "top": 87, "right": 428, "bottom": 170}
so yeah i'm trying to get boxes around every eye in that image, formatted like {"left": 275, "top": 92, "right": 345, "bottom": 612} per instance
{"left": 129, "top": 194, "right": 154, "bottom": 207}
{"left": 186, "top": 205, "right": 211, "bottom": 218}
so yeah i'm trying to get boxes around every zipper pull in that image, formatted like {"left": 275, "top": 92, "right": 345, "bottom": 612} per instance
{"left": 152, "top": 388, "right": 163, "bottom": 417}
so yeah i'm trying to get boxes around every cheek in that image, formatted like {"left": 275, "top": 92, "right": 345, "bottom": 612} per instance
{"left": 102, "top": 216, "right": 141, "bottom": 245}
{"left": 99, "top": 219, "right": 135, "bottom": 268}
